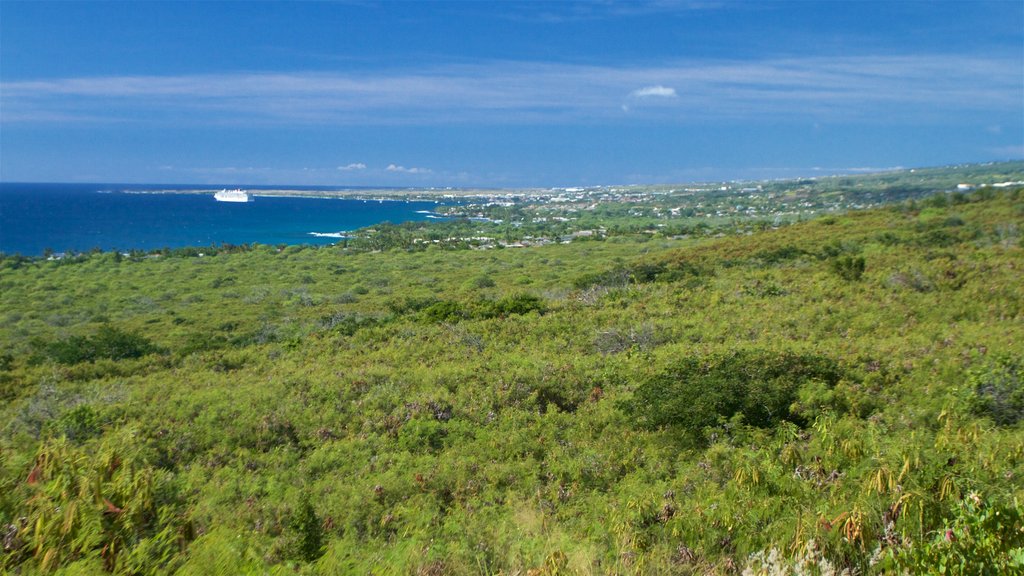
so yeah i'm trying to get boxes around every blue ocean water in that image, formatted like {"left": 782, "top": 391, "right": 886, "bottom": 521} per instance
{"left": 0, "top": 183, "right": 449, "bottom": 256}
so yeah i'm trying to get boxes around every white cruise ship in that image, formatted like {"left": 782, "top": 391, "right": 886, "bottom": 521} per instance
{"left": 214, "top": 189, "right": 252, "bottom": 203}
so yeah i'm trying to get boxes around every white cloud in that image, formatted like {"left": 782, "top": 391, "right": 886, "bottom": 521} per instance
{"left": 2, "top": 55, "right": 1020, "bottom": 126}
{"left": 337, "top": 163, "right": 366, "bottom": 171}
{"left": 630, "top": 85, "right": 678, "bottom": 98}
{"left": 386, "top": 164, "right": 431, "bottom": 174}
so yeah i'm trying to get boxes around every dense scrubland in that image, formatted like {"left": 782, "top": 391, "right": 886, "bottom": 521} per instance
{"left": 1, "top": 185, "right": 1023, "bottom": 574}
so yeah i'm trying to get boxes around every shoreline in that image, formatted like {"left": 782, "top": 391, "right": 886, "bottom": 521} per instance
{"left": 116, "top": 187, "right": 514, "bottom": 203}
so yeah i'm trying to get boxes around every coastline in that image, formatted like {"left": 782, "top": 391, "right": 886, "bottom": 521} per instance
{"left": 0, "top": 184, "right": 451, "bottom": 256}
{"left": 117, "top": 186, "right": 509, "bottom": 203}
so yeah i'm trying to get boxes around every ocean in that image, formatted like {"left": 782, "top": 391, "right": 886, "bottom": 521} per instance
{"left": 0, "top": 183, "right": 450, "bottom": 256}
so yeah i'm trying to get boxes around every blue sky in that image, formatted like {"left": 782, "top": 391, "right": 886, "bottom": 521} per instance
{"left": 1, "top": 1, "right": 1021, "bottom": 187}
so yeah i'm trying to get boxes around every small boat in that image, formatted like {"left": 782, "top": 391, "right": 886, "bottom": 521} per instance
{"left": 214, "top": 189, "right": 252, "bottom": 202}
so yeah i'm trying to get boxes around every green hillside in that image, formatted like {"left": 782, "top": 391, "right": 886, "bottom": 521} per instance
{"left": 1, "top": 187, "right": 1022, "bottom": 574}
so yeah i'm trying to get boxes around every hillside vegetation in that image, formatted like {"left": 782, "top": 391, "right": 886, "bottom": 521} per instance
{"left": 1, "top": 187, "right": 1022, "bottom": 574}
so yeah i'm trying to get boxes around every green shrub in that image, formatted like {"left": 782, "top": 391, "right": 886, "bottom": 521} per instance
{"left": 421, "top": 300, "right": 467, "bottom": 323}
{"left": 292, "top": 494, "right": 325, "bottom": 562}
{"left": 876, "top": 231, "right": 903, "bottom": 246}
{"left": 386, "top": 295, "right": 439, "bottom": 315}
{"left": 624, "top": 350, "right": 845, "bottom": 437}
{"left": 177, "top": 332, "right": 230, "bottom": 356}
{"left": 481, "top": 293, "right": 545, "bottom": 318}
{"left": 40, "top": 324, "right": 158, "bottom": 365}
{"left": 467, "top": 275, "right": 496, "bottom": 289}
{"left": 397, "top": 418, "right": 447, "bottom": 452}
{"left": 916, "top": 228, "right": 959, "bottom": 247}
{"left": 819, "top": 239, "right": 860, "bottom": 258}
{"left": 753, "top": 245, "right": 810, "bottom": 264}
{"left": 47, "top": 404, "right": 105, "bottom": 442}
{"left": 968, "top": 356, "right": 1024, "bottom": 426}
{"left": 830, "top": 255, "right": 866, "bottom": 281}
{"left": 573, "top": 260, "right": 703, "bottom": 289}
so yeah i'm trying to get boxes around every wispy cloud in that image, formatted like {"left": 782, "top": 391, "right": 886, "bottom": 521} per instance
{"left": 498, "top": 1, "right": 726, "bottom": 24}
{"left": 2, "top": 55, "right": 1020, "bottom": 126}
{"left": 337, "top": 163, "right": 367, "bottom": 171}
{"left": 990, "top": 145, "right": 1024, "bottom": 158}
{"left": 386, "top": 164, "right": 431, "bottom": 174}
{"left": 630, "top": 85, "right": 678, "bottom": 98}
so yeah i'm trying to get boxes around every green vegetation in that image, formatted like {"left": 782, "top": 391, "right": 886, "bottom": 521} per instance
{"left": 624, "top": 350, "right": 845, "bottom": 436}
{"left": 33, "top": 325, "right": 159, "bottom": 365}
{"left": 1, "top": 185, "right": 1022, "bottom": 574}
